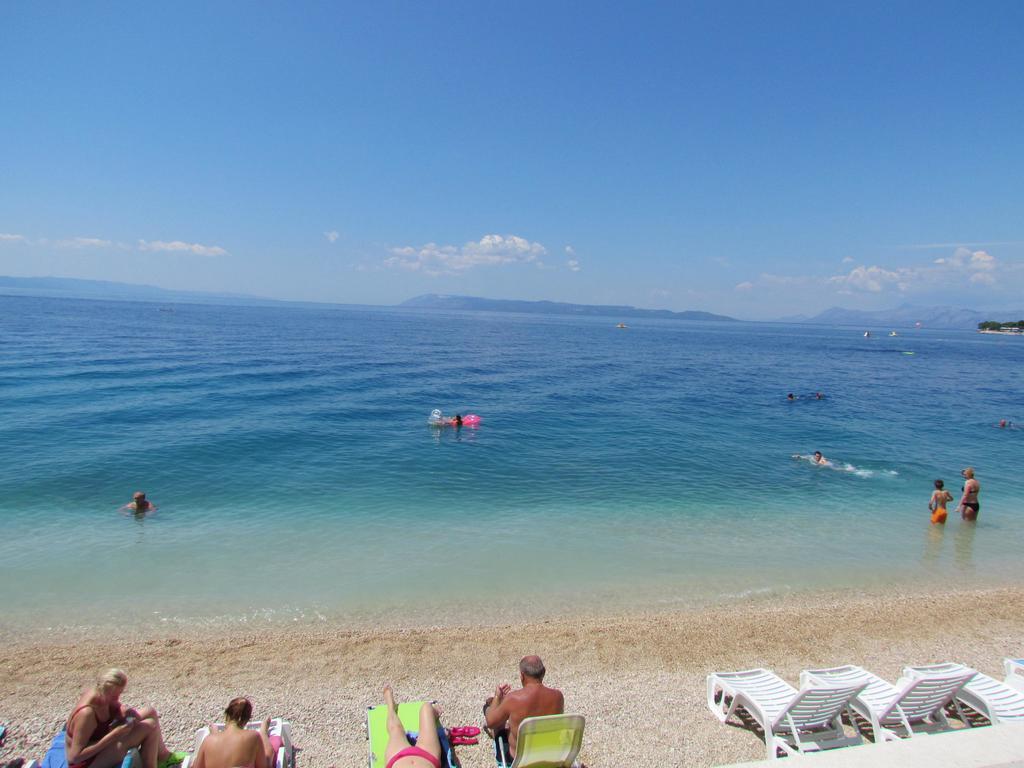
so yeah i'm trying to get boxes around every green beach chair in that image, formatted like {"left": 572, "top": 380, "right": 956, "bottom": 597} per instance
{"left": 496, "top": 714, "right": 585, "bottom": 768}
{"left": 366, "top": 701, "right": 457, "bottom": 768}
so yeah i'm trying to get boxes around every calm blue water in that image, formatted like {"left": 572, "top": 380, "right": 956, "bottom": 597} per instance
{"left": 1, "top": 295, "right": 1022, "bottom": 632}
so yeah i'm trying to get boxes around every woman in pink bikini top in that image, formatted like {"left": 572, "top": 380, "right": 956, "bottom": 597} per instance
{"left": 381, "top": 686, "right": 443, "bottom": 768}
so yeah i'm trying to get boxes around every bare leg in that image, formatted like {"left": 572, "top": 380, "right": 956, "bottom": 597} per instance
{"left": 88, "top": 720, "right": 157, "bottom": 768}
{"left": 413, "top": 702, "right": 442, "bottom": 762}
{"left": 132, "top": 706, "right": 172, "bottom": 762}
{"left": 383, "top": 686, "right": 412, "bottom": 763}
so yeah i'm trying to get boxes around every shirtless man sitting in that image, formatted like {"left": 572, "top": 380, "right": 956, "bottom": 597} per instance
{"left": 483, "top": 655, "right": 564, "bottom": 761}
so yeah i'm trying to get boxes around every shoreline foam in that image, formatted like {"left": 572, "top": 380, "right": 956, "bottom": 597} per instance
{"left": 2, "top": 584, "right": 1022, "bottom": 767}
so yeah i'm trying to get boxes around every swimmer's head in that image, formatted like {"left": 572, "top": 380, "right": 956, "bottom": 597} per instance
{"left": 934, "top": 479, "right": 944, "bottom": 490}
{"left": 813, "top": 451, "right": 822, "bottom": 459}
{"left": 132, "top": 491, "right": 146, "bottom": 503}
{"left": 962, "top": 467, "right": 975, "bottom": 479}
{"left": 787, "top": 393, "right": 795, "bottom": 400}
{"left": 999, "top": 419, "right": 1008, "bottom": 428}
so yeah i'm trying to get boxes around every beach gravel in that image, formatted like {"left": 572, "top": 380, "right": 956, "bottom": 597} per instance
{"left": 2, "top": 586, "right": 1023, "bottom": 767}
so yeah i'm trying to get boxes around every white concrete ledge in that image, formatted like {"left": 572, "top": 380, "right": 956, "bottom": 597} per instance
{"left": 717, "top": 724, "right": 1024, "bottom": 767}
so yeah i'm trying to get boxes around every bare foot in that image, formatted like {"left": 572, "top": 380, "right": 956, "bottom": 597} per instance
{"left": 383, "top": 685, "right": 396, "bottom": 710}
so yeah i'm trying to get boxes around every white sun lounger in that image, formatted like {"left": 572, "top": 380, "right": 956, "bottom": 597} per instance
{"left": 180, "top": 718, "right": 293, "bottom": 768}
{"left": 801, "top": 664, "right": 974, "bottom": 741}
{"left": 707, "top": 668, "right": 867, "bottom": 759}
{"left": 1005, "top": 658, "right": 1024, "bottom": 693}
{"left": 903, "top": 662, "right": 1024, "bottom": 725}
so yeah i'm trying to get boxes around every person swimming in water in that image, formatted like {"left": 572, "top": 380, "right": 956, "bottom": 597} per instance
{"left": 791, "top": 451, "right": 831, "bottom": 466}
{"left": 787, "top": 393, "right": 796, "bottom": 401}
{"left": 122, "top": 492, "right": 156, "bottom": 515}
{"left": 428, "top": 410, "right": 464, "bottom": 427}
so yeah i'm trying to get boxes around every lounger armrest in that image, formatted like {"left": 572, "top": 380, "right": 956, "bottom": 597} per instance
{"left": 799, "top": 670, "right": 822, "bottom": 688}
{"left": 1006, "top": 659, "right": 1024, "bottom": 692}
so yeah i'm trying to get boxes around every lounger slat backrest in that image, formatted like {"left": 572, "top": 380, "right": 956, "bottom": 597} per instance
{"left": 511, "top": 714, "right": 585, "bottom": 768}
{"left": 882, "top": 674, "right": 973, "bottom": 721}
{"left": 772, "top": 684, "right": 865, "bottom": 731}
{"left": 969, "top": 678, "right": 1024, "bottom": 720}
{"left": 905, "top": 663, "right": 1024, "bottom": 725}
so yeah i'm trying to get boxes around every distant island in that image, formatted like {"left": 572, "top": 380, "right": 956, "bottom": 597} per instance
{"left": 978, "top": 320, "right": 1024, "bottom": 334}
{"left": 780, "top": 303, "right": 1024, "bottom": 331}
{"left": 0, "top": 275, "right": 274, "bottom": 305}
{"left": 400, "top": 294, "right": 736, "bottom": 322}
{"left": 4, "top": 277, "right": 1019, "bottom": 331}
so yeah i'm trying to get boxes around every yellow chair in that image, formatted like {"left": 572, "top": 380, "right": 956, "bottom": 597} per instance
{"left": 498, "top": 714, "right": 585, "bottom": 768}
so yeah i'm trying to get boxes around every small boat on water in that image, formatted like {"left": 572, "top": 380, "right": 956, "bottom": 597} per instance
{"left": 616, "top": 323, "right": 628, "bottom": 329}
{"left": 889, "top": 331, "right": 898, "bottom": 337}
{"left": 863, "top": 331, "right": 871, "bottom": 337}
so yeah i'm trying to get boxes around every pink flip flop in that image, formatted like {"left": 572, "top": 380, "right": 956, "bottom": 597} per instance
{"left": 450, "top": 735, "right": 479, "bottom": 746}
{"left": 449, "top": 726, "right": 481, "bottom": 738}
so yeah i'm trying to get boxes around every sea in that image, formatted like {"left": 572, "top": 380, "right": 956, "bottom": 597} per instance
{"left": 1, "top": 294, "right": 1022, "bottom": 634}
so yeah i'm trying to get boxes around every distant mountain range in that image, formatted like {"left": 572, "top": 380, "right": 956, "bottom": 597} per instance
{"left": 0, "top": 275, "right": 271, "bottom": 305}
{"left": 3, "top": 277, "right": 1018, "bottom": 330}
{"left": 400, "top": 294, "right": 736, "bottom": 321}
{"left": 778, "top": 304, "right": 1024, "bottom": 330}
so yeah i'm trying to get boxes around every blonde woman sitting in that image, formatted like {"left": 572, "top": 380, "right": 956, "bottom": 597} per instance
{"left": 191, "top": 698, "right": 280, "bottom": 768}
{"left": 66, "top": 668, "right": 183, "bottom": 768}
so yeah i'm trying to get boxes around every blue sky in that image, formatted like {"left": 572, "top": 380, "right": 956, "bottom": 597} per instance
{"left": 2, "top": 1, "right": 1023, "bottom": 319}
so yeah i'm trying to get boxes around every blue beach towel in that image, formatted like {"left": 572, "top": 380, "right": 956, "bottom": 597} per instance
{"left": 40, "top": 731, "right": 138, "bottom": 768}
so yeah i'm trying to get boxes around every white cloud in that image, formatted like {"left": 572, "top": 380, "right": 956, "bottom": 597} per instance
{"left": 567, "top": 259, "right": 581, "bottom": 272}
{"left": 735, "top": 281, "right": 754, "bottom": 291}
{"left": 138, "top": 239, "right": 228, "bottom": 257}
{"left": 0, "top": 233, "right": 28, "bottom": 243}
{"left": 385, "top": 234, "right": 546, "bottom": 276}
{"left": 829, "top": 265, "right": 909, "bottom": 292}
{"left": 564, "top": 245, "right": 575, "bottom": 256}
{"left": 753, "top": 247, "right": 1008, "bottom": 297}
{"left": 324, "top": 230, "right": 340, "bottom": 243}
{"left": 841, "top": 256, "right": 855, "bottom": 263}
{"left": 56, "top": 237, "right": 113, "bottom": 249}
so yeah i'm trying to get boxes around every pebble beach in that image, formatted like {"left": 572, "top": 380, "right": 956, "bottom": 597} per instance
{"left": 3, "top": 585, "right": 1022, "bottom": 767}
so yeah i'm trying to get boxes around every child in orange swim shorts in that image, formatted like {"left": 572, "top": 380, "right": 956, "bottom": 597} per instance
{"left": 929, "top": 479, "right": 953, "bottom": 524}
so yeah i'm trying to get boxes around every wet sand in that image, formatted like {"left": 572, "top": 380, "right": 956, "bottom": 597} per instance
{"left": 2, "top": 586, "right": 1023, "bottom": 767}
